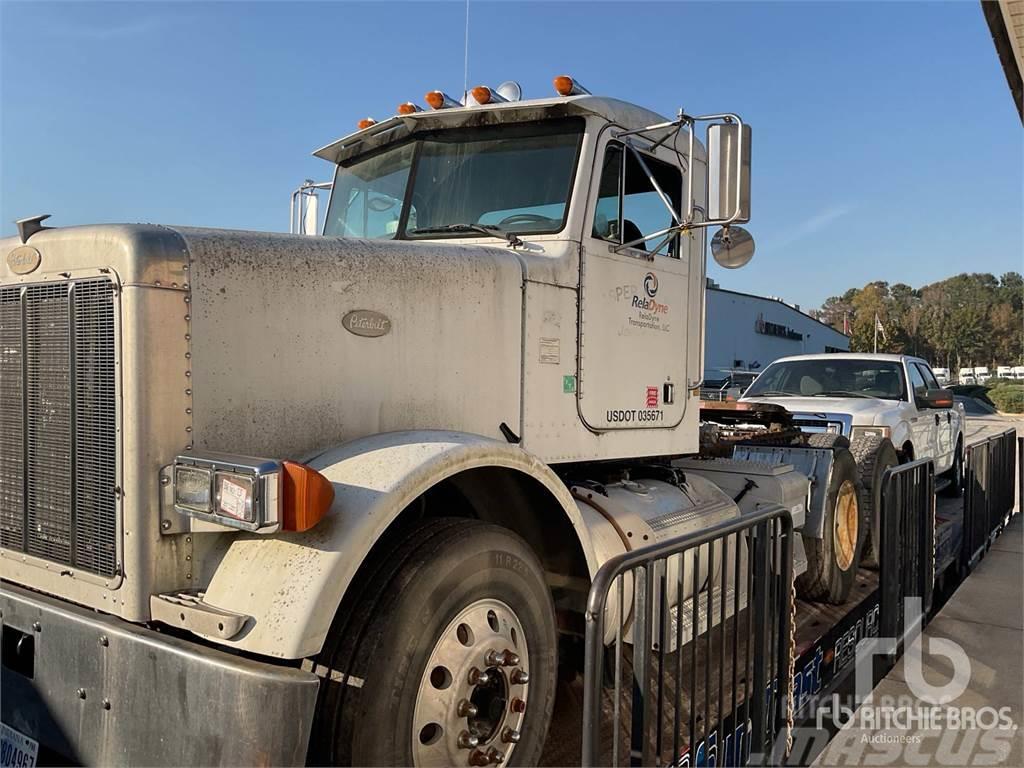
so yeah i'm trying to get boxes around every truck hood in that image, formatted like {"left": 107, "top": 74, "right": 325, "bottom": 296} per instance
{"left": 739, "top": 396, "right": 896, "bottom": 423}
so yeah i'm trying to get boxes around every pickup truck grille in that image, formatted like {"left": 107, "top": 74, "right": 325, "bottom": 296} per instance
{"left": 0, "top": 279, "right": 118, "bottom": 577}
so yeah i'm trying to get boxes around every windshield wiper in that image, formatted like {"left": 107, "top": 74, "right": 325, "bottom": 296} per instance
{"left": 812, "top": 390, "right": 874, "bottom": 398}
{"left": 408, "top": 223, "right": 523, "bottom": 247}
{"left": 749, "top": 391, "right": 794, "bottom": 397}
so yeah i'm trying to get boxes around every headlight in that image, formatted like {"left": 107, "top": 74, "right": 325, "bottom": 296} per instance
{"left": 174, "top": 466, "right": 213, "bottom": 512}
{"left": 850, "top": 425, "right": 891, "bottom": 440}
{"left": 172, "top": 452, "right": 281, "bottom": 532}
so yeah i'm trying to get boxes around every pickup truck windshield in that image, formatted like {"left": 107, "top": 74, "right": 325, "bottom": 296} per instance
{"left": 323, "top": 118, "right": 584, "bottom": 240}
{"left": 743, "top": 359, "right": 907, "bottom": 400}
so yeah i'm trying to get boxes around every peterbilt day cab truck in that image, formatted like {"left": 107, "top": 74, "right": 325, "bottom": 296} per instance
{"left": 2, "top": 78, "right": 870, "bottom": 767}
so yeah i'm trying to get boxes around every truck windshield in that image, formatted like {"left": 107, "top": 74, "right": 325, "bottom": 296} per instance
{"left": 323, "top": 118, "right": 584, "bottom": 240}
{"left": 743, "top": 359, "right": 907, "bottom": 400}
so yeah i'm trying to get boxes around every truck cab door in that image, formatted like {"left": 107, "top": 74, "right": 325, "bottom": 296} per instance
{"left": 906, "top": 362, "right": 939, "bottom": 467}
{"left": 576, "top": 134, "right": 699, "bottom": 432}
{"left": 916, "top": 362, "right": 953, "bottom": 470}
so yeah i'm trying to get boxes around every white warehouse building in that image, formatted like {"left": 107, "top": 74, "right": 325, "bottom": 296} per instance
{"left": 704, "top": 283, "right": 850, "bottom": 378}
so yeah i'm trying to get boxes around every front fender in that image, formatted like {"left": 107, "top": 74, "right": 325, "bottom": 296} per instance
{"left": 196, "top": 431, "right": 599, "bottom": 659}
{"left": 890, "top": 421, "right": 913, "bottom": 455}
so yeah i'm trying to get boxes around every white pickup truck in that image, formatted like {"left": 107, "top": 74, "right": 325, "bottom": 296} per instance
{"left": 740, "top": 353, "right": 965, "bottom": 565}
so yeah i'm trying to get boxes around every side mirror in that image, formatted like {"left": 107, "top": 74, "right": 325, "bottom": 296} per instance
{"left": 707, "top": 123, "right": 752, "bottom": 223}
{"left": 711, "top": 225, "right": 755, "bottom": 269}
{"left": 918, "top": 388, "right": 954, "bottom": 409}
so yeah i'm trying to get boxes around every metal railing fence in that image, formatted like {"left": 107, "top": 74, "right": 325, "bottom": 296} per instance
{"left": 581, "top": 506, "right": 794, "bottom": 767}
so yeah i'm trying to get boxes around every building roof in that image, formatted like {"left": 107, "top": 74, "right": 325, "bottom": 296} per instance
{"left": 707, "top": 285, "right": 850, "bottom": 338}
{"left": 982, "top": 0, "right": 1024, "bottom": 120}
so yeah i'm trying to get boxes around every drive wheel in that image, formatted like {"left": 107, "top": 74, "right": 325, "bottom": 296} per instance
{"left": 851, "top": 435, "right": 899, "bottom": 569}
{"left": 310, "top": 518, "right": 557, "bottom": 767}
{"left": 797, "top": 448, "right": 865, "bottom": 604}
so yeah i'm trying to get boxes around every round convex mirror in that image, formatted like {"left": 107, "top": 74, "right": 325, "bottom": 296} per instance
{"left": 711, "top": 226, "right": 755, "bottom": 269}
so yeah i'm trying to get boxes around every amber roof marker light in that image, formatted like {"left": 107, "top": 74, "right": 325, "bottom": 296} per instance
{"left": 553, "top": 75, "right": 590, "bottom": 97}
{"left": 357, "top": 117, "right": 377, "bottom": 130}
{"left": 425, "top": 90, "right": 462, "bottom": 110}
{"left": 470, "top": 85, "right": 505, "bottom": 105}
{"left": 397, "top": 102, "right": 422, "bottom": 115}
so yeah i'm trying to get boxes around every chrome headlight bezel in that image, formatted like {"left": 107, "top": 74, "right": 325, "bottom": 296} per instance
{"left": 172, "top": 452, "right": 282, "bottom": 533}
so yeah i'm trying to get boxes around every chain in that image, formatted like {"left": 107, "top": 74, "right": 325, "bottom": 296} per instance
{"left": 785, "top": 560, "right": 797, "bottom": 758}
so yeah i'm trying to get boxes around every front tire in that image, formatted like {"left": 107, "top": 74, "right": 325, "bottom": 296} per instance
{"left": 851, "top": 435, "right": 899, "bottom": 569}
{"left": 310, "top": 518, "right": 558, "bottom": 767}
{"left": 797, "top": 448, "right": 865, "bottom": 604}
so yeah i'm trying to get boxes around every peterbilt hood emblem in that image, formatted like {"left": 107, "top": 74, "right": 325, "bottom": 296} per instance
{"left": 342, "top": 309, "right": 392, "bottom": 337}
{"left": 7, "top": 245, "right": 41, "bottom": 275}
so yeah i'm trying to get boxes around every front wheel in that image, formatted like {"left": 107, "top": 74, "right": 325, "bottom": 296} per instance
{"left": 310, "top": 518, "right": 558, "bottom": 767}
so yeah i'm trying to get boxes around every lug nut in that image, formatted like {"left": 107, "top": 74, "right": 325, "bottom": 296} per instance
{"left": 457, "top": 699, "right": 478, "bottom": 718}
{"left": 511, "top": 697, "right": 526, "bottom": 713}
{"left": 468, "top": 748, "right": 490, "bottom": 766}
{"left": 510, "top": 668, "right": 529, "bottom": 685}
{"left": 486, "top": 648, "right": 521, "bottom": 667}
{"left": 501, "top": 727, "right": 521, "bottom": 744}
{"left": 458, "top": 731, "right": 479, "bottom": 749}
{"left": 468, "top": 667, "right": 490, "bottom": 685}
{"left": 487, "top": 747, "right": 505, "bottom": 764}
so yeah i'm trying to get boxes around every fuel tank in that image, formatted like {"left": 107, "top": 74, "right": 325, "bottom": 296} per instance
{"left": 573, "top": 474, "right": 745, "bottom": 648}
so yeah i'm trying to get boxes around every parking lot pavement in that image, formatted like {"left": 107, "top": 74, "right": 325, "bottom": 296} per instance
{"left": 963, "top": 413, "right": 1024, "bottom": 446}
{"left": 963, "top": 413, "right": 1022, "bottom": 513}
{"left": 813, "top": 515, "right": 1024, "bottom": 767}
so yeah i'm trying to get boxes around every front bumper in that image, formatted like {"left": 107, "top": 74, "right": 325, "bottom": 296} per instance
{"left": 1, "top": 582, "right": 319, "bottom": 766}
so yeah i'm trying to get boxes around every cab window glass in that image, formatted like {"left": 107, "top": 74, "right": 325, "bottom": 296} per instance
{"left": 326, "top": 143, "right": 415, "bottom": 238}
{"left": 916, "top": 364, "right": 939, "bottom": 390}
{"left": 908, "top": 364, "right": 928, "bottom": 397}
{"left": 592, "top": 143, "right": 682, "bottom": 257}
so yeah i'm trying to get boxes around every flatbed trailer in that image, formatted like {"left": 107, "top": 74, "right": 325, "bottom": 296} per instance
{"left": 568, "top": 430, "right": 1017, "bottom": 767}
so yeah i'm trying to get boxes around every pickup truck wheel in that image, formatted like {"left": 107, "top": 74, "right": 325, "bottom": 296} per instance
{"left": 796, "top": 448, "right": 865, "bottom": 604}
{"left": 309, "top": 518, "right": 557, "bottom": 767}
{"left": 850, "top": 436, "right": 899, "bottom": 569}
{"left": 940, "top": 438, "right": 964, "bottom": 498}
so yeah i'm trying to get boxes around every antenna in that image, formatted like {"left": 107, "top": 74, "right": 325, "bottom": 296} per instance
{"left": 463, "top": 0, "right": 470, "bottom": 97}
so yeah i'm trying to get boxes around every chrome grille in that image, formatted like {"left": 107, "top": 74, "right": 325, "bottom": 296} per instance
{"left": 0, "top": 279, "right": 118, "bottom": 577}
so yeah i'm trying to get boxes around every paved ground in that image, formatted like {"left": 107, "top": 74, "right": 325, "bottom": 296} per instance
{"left": 814, "top": 414, "right": 1023, "bottom": 767}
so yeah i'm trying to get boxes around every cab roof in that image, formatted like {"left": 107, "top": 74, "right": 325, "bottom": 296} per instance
{"left": 769, "top": 353, "right": 927, "bottom": 366}
{"left": 313, "top": 95, "right": 680, "bottom": 165}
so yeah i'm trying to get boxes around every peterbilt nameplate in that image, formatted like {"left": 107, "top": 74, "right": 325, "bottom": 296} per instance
{"left": 342, "top": 309, "right": 392, "bottom": 337}
{"left": 7, "top": 245, "right": 41, "bottom": 275}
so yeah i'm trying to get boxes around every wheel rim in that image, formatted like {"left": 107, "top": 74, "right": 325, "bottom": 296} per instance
{"left": 412, "top": 598, "right": 529, "bottom": 767}
{"left": 833, "top": 479, "right": 859, "bottom": 572}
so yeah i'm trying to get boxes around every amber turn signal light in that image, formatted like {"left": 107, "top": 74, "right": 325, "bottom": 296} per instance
{"left": 281, "top": 461, "right": 334, "bottom": 532}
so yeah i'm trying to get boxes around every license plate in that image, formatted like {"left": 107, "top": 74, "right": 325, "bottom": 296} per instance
{"left": 0, "top": 723, "right": 38, "bottom": 768}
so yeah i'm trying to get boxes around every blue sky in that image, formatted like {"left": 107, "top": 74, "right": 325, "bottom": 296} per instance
{"left": 1, "top": 0, "right": 1021, "bottom": 309}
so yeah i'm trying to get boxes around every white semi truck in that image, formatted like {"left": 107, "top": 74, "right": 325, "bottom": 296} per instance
{"left": 2, "top": 78, "right": 875, "bottom": 766}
